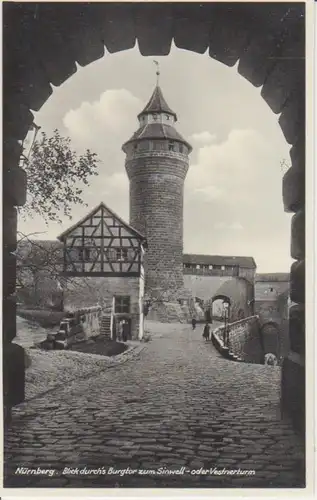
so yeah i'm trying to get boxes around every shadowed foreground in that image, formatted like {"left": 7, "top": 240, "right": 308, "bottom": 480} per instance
{"left": 4, "top": 321, "right": 305, "bottom": 488}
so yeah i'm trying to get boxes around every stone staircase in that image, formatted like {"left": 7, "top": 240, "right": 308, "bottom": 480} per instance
{"left": 100, "top": 315, "right": 111, "bottom": 339}
{"left": 211, "top": 329, "right": 242, "bottom": 362}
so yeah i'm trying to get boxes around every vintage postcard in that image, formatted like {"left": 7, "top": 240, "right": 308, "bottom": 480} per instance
{"left": 1, "top": 0, "right": 314, "bottom": 497}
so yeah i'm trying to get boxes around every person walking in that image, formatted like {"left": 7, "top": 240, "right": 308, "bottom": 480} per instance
{"left": 191, "top": 318, "right": 197, "bottom": 330}
{"left": 122, "top": 320, "right": 129, "bottom": 342}
{"left": 202, "top": 322, "right": 210, "bottom": 341}
{"left": 117, "top": 319, "right": 123, "bottom": 341}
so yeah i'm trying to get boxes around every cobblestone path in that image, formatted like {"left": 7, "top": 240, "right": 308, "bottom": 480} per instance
{"left": 4, "top": 322, "right": 305, "bottom": 488}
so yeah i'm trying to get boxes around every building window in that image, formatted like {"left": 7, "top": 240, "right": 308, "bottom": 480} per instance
{"left": 134, "top": 143, "right": 138, "bottom": 151}
{"left": 168, "top": 141, "right": 175, "bottom": 151}
{"left": 209, "top": 265, "right": 213, "bottom": 270}
{"left": 115, "top": 296, "right": 130, "bottom": 314}
{"left": 196, "top": 264, "right": 200, "bottom": 269}
{"left": 221, "top": 265, "right": 225, "bottom": 271}
{"left": 117, "top": 248, "right": 128, "bottom": 261}
{"left": 269, "top": 287, "right": 274, "bottom": 292}
{"left": 78, "top": 248, "right": 91, "bottom": 261}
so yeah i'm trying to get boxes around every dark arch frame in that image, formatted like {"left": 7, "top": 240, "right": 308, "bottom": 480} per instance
{"left": 3, "top": 2, "right": 305, "bottom": 433}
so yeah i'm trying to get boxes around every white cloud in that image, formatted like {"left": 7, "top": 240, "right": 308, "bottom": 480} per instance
{"left": 63, "top": 89, "right": 142, "bottom": 156}
{"left": 186, "top": 128, "right": 270, "bottom": 198}
{"left": 190, "top": 131, "right": 217, "bottom": 144}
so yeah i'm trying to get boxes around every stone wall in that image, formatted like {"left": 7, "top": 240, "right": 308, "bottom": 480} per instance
{"left": 126, "top": 151, "right": 189, "bottom": 299}
{"left": 183, "top": 274, "right": 229, "bottom": 302}
{"left": 215, "top": 316, "right": 263, "bottom": 364}
{"left": 255, "top": 281, "right": 289, "bottom": 300}
{"left": 212, "top": 278, "right": 254, "bottom": 321}
{"left": 63, "top": 306, "right": 102, "bottom": 344}
{"left": 63, "top": 276, "right": 142, "bottom": 340}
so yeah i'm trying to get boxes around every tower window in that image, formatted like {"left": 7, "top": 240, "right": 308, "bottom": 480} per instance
{"left": 115, "top": 296, "right": 130, "bottom": 314}
{"left": 152, "top": 113, "right": 158, "bottom": 121}
{"left": 134, "top": 144, "right": 138, "bottom": 151}
{"left": 168, "top": 141, "right": 175, "bottom": 151}
{"left": 165, "top": 114, "right": 170, "bottom": 120}
{"left": 179, "top": 144, "right": 184, "bottom": 153}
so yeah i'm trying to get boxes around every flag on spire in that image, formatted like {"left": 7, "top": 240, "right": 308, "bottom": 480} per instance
{"left": 153, "top": 60, "right": 160, "bottom": 84}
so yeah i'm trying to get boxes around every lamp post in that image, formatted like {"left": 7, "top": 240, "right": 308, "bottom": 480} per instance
{"left": 223, "top": 301, "right": 230, "bottom": 347}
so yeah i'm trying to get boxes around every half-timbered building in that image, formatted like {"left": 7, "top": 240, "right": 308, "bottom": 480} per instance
{"left": 57, "top": 202, "right": 147, "bottom": 340}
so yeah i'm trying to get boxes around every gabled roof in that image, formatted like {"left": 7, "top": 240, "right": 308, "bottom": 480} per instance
{"left": 138, "top": 85, "right": 177, "bottom": 121}
{"left": 123, "top": 123, "right": 192, "bottom": 151}
{"left": 183, "top": 254, "right": 256, "bottom": 269}
{"left": 57, "top": 202, "right": 146, "bottom": 243}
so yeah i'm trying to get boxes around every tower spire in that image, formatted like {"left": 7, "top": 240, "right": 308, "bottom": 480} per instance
{"left": 153, "top": 60, "right": 160, "bottom": 85}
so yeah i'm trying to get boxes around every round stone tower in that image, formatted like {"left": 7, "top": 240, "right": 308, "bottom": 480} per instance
{"left": 122, "top": 84, "right": 192, "bottom": 302}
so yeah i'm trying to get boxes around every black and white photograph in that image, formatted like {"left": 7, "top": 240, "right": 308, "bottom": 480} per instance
{"left": 2, "top": 0, "right": 312, "bottom": 493}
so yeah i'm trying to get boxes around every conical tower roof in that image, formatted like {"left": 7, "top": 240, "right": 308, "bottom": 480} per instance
{"left": 138, "top": 85, "right": 177, "bottom": 121}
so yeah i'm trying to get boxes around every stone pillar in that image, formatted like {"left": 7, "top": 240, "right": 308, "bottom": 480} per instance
{"left": 3, "top": 138, "right": 28, "bottom": 423}
{"left": 281, "top": 140, "right": 305, "bottom": 434}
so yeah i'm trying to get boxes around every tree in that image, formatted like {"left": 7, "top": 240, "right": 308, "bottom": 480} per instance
{"left": 20, "top": 129, "right": 99, "bottom": 224}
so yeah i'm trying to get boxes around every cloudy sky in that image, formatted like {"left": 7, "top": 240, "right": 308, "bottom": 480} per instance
{"left": 20, "top": 44, "right": 293, "bottom": 272}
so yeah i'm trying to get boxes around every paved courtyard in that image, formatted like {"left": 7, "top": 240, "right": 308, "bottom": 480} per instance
{"left": 4, "top": 321, "right": 305, "bottom": 488}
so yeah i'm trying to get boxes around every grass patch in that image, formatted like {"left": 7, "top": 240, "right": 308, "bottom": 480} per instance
{"left": 17, "top": 308, "right": 65, "bottom": 328}
{"left": 69, "top": 336, "right": 128, "bottom": 357}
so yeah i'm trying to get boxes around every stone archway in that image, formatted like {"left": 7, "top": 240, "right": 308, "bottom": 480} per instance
{"left": 210, "top": 294, "right": 231, "bottom": 322}
{"left": 3, "top": 3, "right": 305, "bottom": 432}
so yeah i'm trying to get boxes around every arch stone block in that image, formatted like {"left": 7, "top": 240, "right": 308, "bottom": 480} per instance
{"left": 5, "top": 167, "right": 27, "bottom": 207}
{"left": 173, "top": 4, "right": 213, "bottom": 54}
{"left": 4, "top": 101, "right": 34, "bottom": 141}
{"left": 290, "top": 140, "right": 305, "bottom": 171}
{"left": 101, "top": 4, "right": 136, "bottom": 53}
{"left": 261, "top": 59, "right": 304, "bottom": 114}
{"left": 290, "top": 260, "right": 305, "bottom": 304}
{"left": 289, "top": 304, "right": 305, "bottom": 356}
{"left": 136, "top": 4, "right": 173, "bottom": 55}
{"left": 282, "top": 166, "right": 305, "bottom": 213}
{"left": 279, "top": 96, "right": 304, "bottom": 145}
{"left": 291, "top": 209, "right": 305, "bottom": 261}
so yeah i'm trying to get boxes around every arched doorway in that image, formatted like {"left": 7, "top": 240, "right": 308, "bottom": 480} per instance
{"left": 210, "top": 295, "right": 231, "bottom": 323}
{"left": 3, "top": 3, "right": 305, "bottom": 432}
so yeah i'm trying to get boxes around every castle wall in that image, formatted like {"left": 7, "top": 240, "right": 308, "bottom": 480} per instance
{"left": 183, "top": 274, "right": 229, "bottom": 301}
{"left": 212, "top": 278, "right": 254, "bottom": 321}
